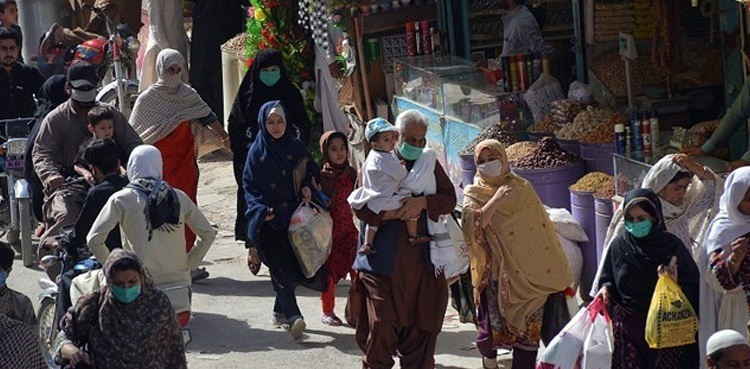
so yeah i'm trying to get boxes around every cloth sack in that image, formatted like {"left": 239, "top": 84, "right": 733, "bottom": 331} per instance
{"left": 547, "top": 207, "right": 589, "bottom": 242}
{"left": 582, "top": 304, "right": 614, "bottom": 369}
{"left": 288, "top": 202, "right": 333, "bottom": 278}
{"left": 645, "top": 275, "right": 699, "bottom": 349}
{"left": 536, "top": 296, "right": 607, "bottom": 369}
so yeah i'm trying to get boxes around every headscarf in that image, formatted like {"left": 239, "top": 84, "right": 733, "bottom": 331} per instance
{"left": 130, "top": 48, "right": 214, "bottom": 144}
{"left": 228, "top": 48, "right": 312, "bottom": 148}
{"left": 243, "top": 101, "right": 318, "bottom": 246}
{"left": 125, "top": 145, "right": 181, "bottom": 241}
{"left": 606, "top": 189, "right": 700, "bottom": 314}
{"left": 704, "top": 167, "right": 750, "bottom": 256}
{"left": 461, "top": 139, "right": 572, "bottom": 331}
{"left": 64, "top": 249, "right": 186, "bottom": 369}
{"left": 319, "top": 130, "right": 356, "bottom": 197}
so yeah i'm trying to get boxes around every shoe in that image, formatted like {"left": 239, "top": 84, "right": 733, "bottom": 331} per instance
{"left": 190, "top": 267, "right": 210, "bottom": 282}
{"left": 290, "top": 318, "right": 306, "bottom": 340}
{"left": 40, "top": 23, "right": 61, "bottom": 55}
{"left": 272, "top": 313, "right": 288, "bottom": 329}
{"left": 321, "top": 313, "right": 343, "bottom": 326}
{"left": 482, "top": 356, "right": 499, "bottom": 369}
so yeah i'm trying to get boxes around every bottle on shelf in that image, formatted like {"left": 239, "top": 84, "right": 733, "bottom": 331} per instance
{"left": 624, "top": 125, "right": 632, "bottom": 154}
{"left": 631, "top": 113, "right": 643, "bottom": 152}
{"left": 516, "top": 55, "right": 527, "bottom": 90}
{"left": 421, "top": 21, "right": 431, "bottom": 55}
{"left": 406, "top": 22, "right": 417, "bottom": 56}
{"left": 430, "top": 27, "right": 442, "bottom": 55}
{"left": 542, "top": 53, "right": 551, "bottom": 75}
{"left": 649, "top": 110, "right": 659, "bottom": 152}
{"left": 615, "top": 123, "right": 626, "bottom": 154}
{"left": 525, "top": 55, "right": 534, "bottom": 86}
{"left": 501, "top": 57, "right": 511, "bottom": 92}
{"left": 509, "top": 58, "right": 519, "bottom": 92}
{"left": 415, "top": 22, "right": 423, "bottom": 55}
{"left": 641, "top": 112, "right": 652, "bottom": 155}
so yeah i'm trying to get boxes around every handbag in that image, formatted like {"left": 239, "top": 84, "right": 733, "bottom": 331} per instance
{"left": 288, "top": 201, "right": 333, "bottom": 278}
{"left": 292, "top": 157, "right": 331, "bottom": 209}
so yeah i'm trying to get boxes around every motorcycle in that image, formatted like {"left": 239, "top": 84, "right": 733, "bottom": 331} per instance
{"left": 0, "top": 118, "right": 35, "bottom": 267}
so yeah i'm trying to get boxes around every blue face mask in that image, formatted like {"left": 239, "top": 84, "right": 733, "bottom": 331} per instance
{"left": 625, "top": 219, "right": 654, "bottom": 238}
{"left": 0, "top": 269, "right": 7, "bottom": 286}
{"left": 259, "top": 70, "right": 281, "bottom": 86}
{"left": 110, "top": 284, "right": 141, "bottom": 304}
{"left": 398, "top": 141, "right": 423, "bottom": 161}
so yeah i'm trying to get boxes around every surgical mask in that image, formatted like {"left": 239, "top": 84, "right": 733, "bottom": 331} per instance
{"left": 477, "top": 159, "right": 503, "bottom": 177}
{"left": 259, "top": 70, "right": 281, "bottom": 86}
{"left": 625, "top": 219, "right": 653, "bottom": 238}
{"left": 70, "top": 88, "right": 97, "bottom": 106}
{"left": 398, "top": 141, "right": 423, "bottom": 161}
{"left": 110, "top": 284, "right": 141, "bottom": 304}
{"left": 0, "top": 269, "right": 7, "bottom": 286}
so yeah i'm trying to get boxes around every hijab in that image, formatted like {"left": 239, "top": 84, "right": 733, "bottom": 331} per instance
{"left": 228, "top": 48, "right": 311, "bottom": 147}
{"left": 130, "top": 48, "right": 214, "bottom": 144}
{"left": 319, "top": 130, "right": 356, "bottom": 197}
{"left": 704, "top": 167, "right": 750, "bottom": 256}
{"left": 462, "top": 139, "right": 572, "bottom": 331}
{"left": 126, "top": 145, "right": 181, "bottom": 241}
{"left": 243, "top": 101, "right": 318, "bottom": 246}
{"left": 64, "top": 249, "right": 186, "bottom": 369}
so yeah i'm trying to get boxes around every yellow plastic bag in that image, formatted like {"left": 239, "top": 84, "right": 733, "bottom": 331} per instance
{"left": 645, "top": 275, "right": 698, "bottom": 349}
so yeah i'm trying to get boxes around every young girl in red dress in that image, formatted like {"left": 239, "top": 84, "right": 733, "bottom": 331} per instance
{"left": 318, "top": 131, "right": 358, "bottom": 325}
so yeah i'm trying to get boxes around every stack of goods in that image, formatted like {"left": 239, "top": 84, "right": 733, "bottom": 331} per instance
{"left": 685, "top": 120, "right": 728, "bottom": 159}
{"left": 580, "top": 112, "right": 627, "bottom": 143}
{"left": 556, "top": 106, "right": 609, "bottom": 140}
{"left": 594, "top": 1, "right": 634, "bottom": 43}
{"left": 550, "top": 99, "right": 583, "bottom": 125}
{"left": 221, "top": 33, "right": 249, "bottom": 52}
{"left": 591, "top": 49, "right": 665, "bottom": 97}
{"left": 570, "top": 172, "right": 614, "bottom": 193}
{"left": 461, "top": 123, "right": 519, "bottom": 154}
{"left": 506, "top": 141, "right": 538, "bottom": 163}
{"left": 528, "top": 113, "right": 564, "bottom": 134}
{"left": 633, "top": 0, "right": 653, "bottom": 40}
{"left": 514, "top": 137, "right": 581, "bottom": 169}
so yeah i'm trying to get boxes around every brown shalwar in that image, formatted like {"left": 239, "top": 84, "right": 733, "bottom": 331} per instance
{"left": 351, "top": 163, "right": 456, "bottom": 369}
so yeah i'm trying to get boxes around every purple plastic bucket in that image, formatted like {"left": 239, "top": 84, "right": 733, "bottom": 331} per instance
{"left": 459, "top": 153, "right": 476, "bottom": 187}
{"left": 528, "top": 132, "right": 553, "bottom": 142}
{"left": 580, "top": 142, "right": 615, "bottom": 175}
{"left": 511, "top": 161, "right": 585, "bottom": 210}
{"left": 559, "top": 139, "right": 580, "bottom": 155}
{"left": 571, "top": 190, "right": 596, "bottom": 297}
{"left": 594, "top": 196, "right": 614, "bottom": 264}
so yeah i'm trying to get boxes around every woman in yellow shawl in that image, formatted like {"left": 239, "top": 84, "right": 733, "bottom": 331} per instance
{"left": 462, "top": 140, "right": 572, "bottom": 369}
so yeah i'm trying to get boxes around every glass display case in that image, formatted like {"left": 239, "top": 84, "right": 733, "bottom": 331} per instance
{"left": 441, "top": 72, "right": 528, "bottom": 130}
{"left": 394, "top": 56, "right": 477, "bottom": 113}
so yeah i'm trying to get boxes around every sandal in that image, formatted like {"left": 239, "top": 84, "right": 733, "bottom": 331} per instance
{"left": 247, "top": 248, "right": 262, "bottom": 276}
{"left": 321, "top": 313, "right": 343, "bottom": 326}
{"left": 408, "top": 235, "right": 431, "bottom": 246}
{"left": 40, "top": 23, "right": 61, "bottom": 55}
{"left": 190, "top": 267, "right": 210, "bottom": 282}
{"left": 358, "top": 243, "right": 375, "bottom": 255}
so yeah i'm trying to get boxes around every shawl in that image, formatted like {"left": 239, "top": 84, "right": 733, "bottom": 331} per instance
{"left": 130, "top": 48, "right": 213, "bottom": 144}
{"left": 125, "top": 145, "right": 181, "bottom": 241}
{"left": 704, "top": 166, "right": 750, "bottom": 256}
{"left": 243, "top": 100, "right": 319, "bottom": 247}
{"left": 228, "top": 48, "right": 312, "bottom": 148}
{"left": 602, "top": 189, "right": 700, "bottom": 315}
{"left": 319, "top": 130, "right": 357, "bottom": 198}
{"left": 0, "top": 314, "right": 46, "bottom": 369}
{"left": 461, "top": 139, "right": 572, "bottom": 331}
{"left": 64, "top": 249, "right": 186, "bottom": 369}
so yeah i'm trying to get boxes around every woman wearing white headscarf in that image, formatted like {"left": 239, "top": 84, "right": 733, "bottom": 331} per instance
{"left": 700, "top": 167, "right": 750, "bottom": 368}
{"left": 86, "top": 145, "right": 217, "bottom": 289}
{"left": 131, "top": 49, "right": 229, "bottom": 264}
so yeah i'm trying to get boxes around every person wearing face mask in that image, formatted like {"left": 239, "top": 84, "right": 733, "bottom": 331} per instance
{"left": 0, "top": 243, "right": 36, "bottom": 328}
{"left": 56, "top": 249, "right": 187, "bottom": 369}
{"left": 597, "top": 188, "right": 700, "bottom": 369}
{"left": 498, "top": 0, "right": 554, "bottom": 57}
{"left": 32, "top": 61, "right": 142, "bottom": 277}
{"left": 348, "top": 109, "right": 457, "bottom": 368}
{"left": 229, "top": 48, "right": 312, "bottom": 251}
{"left": 461, "top": 139, "right": 571, "bottom": 369}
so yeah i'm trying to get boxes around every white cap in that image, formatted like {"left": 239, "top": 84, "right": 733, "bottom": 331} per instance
{"left": 707, "top": 330, "right": 749, "bottom": 357}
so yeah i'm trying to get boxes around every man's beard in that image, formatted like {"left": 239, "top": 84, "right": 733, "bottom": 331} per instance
{"left": 1, "top": 57, "right": 15, "bottom": 67}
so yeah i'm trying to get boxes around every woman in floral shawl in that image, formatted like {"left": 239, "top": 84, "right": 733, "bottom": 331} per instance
{"left": 56, "top": 249, "right": 186, "bottom": 369}
{"left": 461, "top": 139, "right": 572, "bottom": 369}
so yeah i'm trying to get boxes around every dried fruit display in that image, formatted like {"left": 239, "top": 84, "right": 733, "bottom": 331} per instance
{"left": 514, "top": 137, "right": 581, "bottom": 169}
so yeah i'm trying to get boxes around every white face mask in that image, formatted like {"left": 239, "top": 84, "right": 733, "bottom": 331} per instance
{"left": 477, "top": 159, "right": 503, "bottom": 177}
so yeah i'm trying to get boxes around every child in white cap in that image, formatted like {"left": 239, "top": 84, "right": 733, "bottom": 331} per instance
{"left": 706, "top": 329, "right": 750, "bottom": 368}
{"left": 347, "top": 118, "right": 430, "bottom": 255}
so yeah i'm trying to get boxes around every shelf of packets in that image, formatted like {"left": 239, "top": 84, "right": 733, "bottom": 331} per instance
{"left": 633, "top": 0, "right": 653, "bottom": 40}
{"left": 588, "top": 0, "right": 652, "bottom": 43}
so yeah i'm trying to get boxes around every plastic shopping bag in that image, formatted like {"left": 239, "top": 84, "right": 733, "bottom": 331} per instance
{"left": 536, "top": 296, "right": 607, "bottom": 369}
{"left": 442, "top": 214, "right": 470, "bottom": 278}
{"left": 645, "top": 274, "right": 698, "bottom": 349}
{"left": 582, "top": 305, "right": 613, "bottom": 369}
{"left": 288, "top": 202, "right": 333, "bottom": 278}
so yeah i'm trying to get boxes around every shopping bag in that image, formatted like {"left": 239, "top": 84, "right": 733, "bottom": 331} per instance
{"left": 442, "top": 214, "right": 470, "bottom": 278}
{"left": 536, "top": 296, "right": 607, "bottom": 369}
{"left": 582, "top": 304, "right": 614, "bottom": 369}
{"left": 288, "top": 202, "right": 333, "bottom": 278}
{"left": 645, "top": 274, "right": 698, "bottom": 349}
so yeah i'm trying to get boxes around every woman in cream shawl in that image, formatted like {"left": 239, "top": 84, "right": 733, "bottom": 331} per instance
{"left": 462, "top": 140, "right": 572, "bottom": 369}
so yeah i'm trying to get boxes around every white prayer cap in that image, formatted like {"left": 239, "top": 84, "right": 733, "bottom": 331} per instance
{"left": 707, "top": 330, "right": 749, "bottom": 357}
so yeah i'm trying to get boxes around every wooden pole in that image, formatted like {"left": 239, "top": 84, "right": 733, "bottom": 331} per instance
{"left": 354, "top": 15, "right": 374, "bottom": 120}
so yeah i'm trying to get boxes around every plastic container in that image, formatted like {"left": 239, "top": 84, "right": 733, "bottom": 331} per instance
{"left": 511, "top": 161, "right": 585, "bottom": 210}
{"left": 459, "top": 153, "right": 477, "bottom": 187}
{"left": 594, "top": 196, "right": 614, "bottom": 264}
{"left": 571, "top": 190, "right": 596, "bottom": 297}
{"left": 580, "top": 142, "right": 615, "bottom": 175}
{"left": 558, "top": 139, "right": 580, "bottom": 155}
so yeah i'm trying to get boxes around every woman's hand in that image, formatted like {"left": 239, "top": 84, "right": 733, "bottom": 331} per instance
{"left": 728, "top": 160, "right": 750, "bottom": 172}
{"left": 658, "top": 263, "right": 679, "bottom": 284}
{"left": 597, "top": 286, "right": 610, "bottom": 304}
{"left": 492, "top": 185, "right": 514, "bottom": 203}
{"left": 730, "top": 237, "right": 750, "bottom": 263}
{"left": 682, "top": 147, "right": 705, "bottom": 157}
{"left": 247, "top": 247, "right": 261, "bottom": 275}
{"left": 70, "top": 347, "right": 91, "bottom": 367}
{"left": 301, "top": 186, "right": 312, "bottom": 203}
{"left": 397, "top": 197, "right": 427, "bottom": 220}
{"left": 264, "top": 208, "right": 275, "bottom": 221}
{"left": 221, "top": 137, "right": 232, "bottom": 153}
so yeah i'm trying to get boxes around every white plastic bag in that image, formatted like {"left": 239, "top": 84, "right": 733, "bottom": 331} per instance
{"left": 582, "top": 308, "right": 614, "bottom": 369}
{"left": 288, "top": 202, "right": 333, "bottom": 278}
{"left": 536, "top": 296, "right": 607, "bottom": 369}
{"left": 443, "top": 214, "right": 469, "bottom": 278}
{"left": 524, "top": 73, "right": 565, "bottom": 122}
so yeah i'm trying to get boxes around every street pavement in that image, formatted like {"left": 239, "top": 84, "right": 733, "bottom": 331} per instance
{"left": 9, "top": 151, "right": 512, "bottom": 369}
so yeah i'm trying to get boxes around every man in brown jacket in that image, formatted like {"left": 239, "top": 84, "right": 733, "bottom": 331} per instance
{"left": 31, "top": 62, "right": 141, "bottom": 274}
